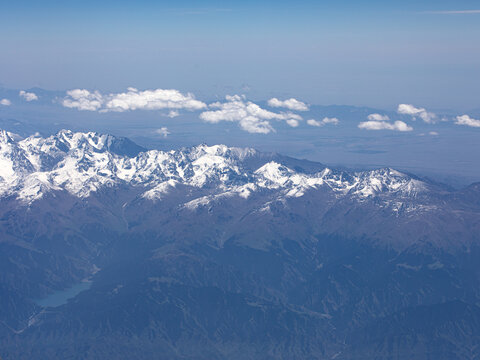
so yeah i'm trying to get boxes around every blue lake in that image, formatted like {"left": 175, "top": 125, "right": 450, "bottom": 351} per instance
{"left": 35, "top": 281, "right": 92, "bottom": 308}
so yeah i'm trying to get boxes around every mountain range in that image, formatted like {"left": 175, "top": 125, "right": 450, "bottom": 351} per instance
{"left": 1, "top": 129, "right": 480, "bottom": 359}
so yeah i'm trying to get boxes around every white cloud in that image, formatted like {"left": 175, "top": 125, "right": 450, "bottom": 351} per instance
{"left": 267, "top": 97, "right": 309, "bottom": 111}
{"left": 155, "top": 127, "right": 170, "bottom": 137}
{"left": 239, "top": 117, "right": 274, "bottom": 134}
{"left": 322, "top": 117, "right": 339, "bottom": 125}
{"left": 199, "top": 95, "right": 303, "bottom": 134}
{"left": 103, "top": 88, "right": 206, "bottom": 112}
{"left": 358, "top": 120, "right": 413, "bottom": 132}
{"left": 397, "top": 104, "right": 423, "bottom": 115}
{"left": 306, "top": 119, "right": 320, "bottom": 127}
{"left": 429, "top": 131, "right": 439, "bottom": 136}
{"left": 397, "top": 104, "right": 437, "bottom": 123}
{"left": 62, "top": 89, "right": 104, "bottom": 111}
{"left": 367, "top": 113, "right": 390, "bottom": 121}
{"left": 0, "top": 99, "right": 11, "bottom": 106}
{"left": 19, "top": 90, "right": 38, "bottom": 101}
{"left": 167, "top": 110, "right": 180, "bottom": 118}
{"left": 307, "top": 117, "right": 339, "bottom": 127}
{"left": 62, "top": 88, "right": 206, "bottom": 113}
{"left": 286, "top": 119, "right": 300, "bottom": 127}
{"left": 455, "top": 114, "right": 480, "bottom": 128}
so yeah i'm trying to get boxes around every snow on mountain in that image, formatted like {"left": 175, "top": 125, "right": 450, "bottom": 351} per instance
{"left": 0, "top": 130, "right": 37, "bottom": 196}
{"left": 0, "top": 129, "right": 431, "bottom": 205}
{"left": 142, "top": 179, "right": 178, "bottom": 201}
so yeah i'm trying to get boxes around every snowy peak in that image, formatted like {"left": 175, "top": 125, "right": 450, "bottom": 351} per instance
{"left": 52, "top": 130, "right": 145, "bottom": 157}
{"left": 186, "top": 143, "right": 257, "bottom": 163}
{"left": 0, "top": 131, "right": 36, "bottom": 188}
{"left": 353, "top": 168, "right": 427, "bottom": 198}
{"left": 56, "top": 130, "right": 113, "bottom": 152}
{"left": 255, "top": 162, "right": 294, "bottom": 182}
{"left": 0, "top": 130, "right": 16, "bottom": 144}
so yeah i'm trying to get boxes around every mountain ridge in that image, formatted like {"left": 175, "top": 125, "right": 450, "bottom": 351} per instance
{"left": 3, "top": 129, "right": 478, "bottom": 253}
{"left": 0, "top": 129, "right": 442, "bottom": 203}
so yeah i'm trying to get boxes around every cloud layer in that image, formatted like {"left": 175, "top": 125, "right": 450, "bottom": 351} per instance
{"left": 455, "top": 115, "right": 480, "bottom": 128}
{"left": 62, "top": 88, "right": 207, "bottom": 113}
{"left": 60, "top": 88, "right": 479, "bottom": 136}
{"left": 200, "top": 95, "right": 303, "bottom": 134}
{"left": 0, "top": 99, "right": 11, "bottom": 106}
{"left": 267, "top": 97, "right": 309, "bottom": 111}
{"left": 19, "top": 90, "right": 38, "bottom": 102}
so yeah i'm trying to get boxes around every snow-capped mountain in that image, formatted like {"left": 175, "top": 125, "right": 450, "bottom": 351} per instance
{"left": 0, "top": 129, "right": 430, "bottom": 205}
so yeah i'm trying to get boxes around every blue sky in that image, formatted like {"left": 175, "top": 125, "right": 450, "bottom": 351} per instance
{"left": 1, "top": 0, "right": 480, "bottom": 110}
{"left": 1, "top": 1, "right": 480, "bottom": 183}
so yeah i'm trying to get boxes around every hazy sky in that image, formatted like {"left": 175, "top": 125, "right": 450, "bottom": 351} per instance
{"left": 1, "top": 0, "right": 480, "bottom": 110}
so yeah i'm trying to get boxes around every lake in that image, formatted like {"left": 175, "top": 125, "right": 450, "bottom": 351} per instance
{"left": 35, "top": 281, "right": 92, "bottom": 308}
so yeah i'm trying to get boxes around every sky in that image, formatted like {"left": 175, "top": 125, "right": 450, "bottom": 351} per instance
{"left": 1, "top": 0, "right": 480, "bottom": 110}
{"left": 1, "top": 1, "right": 480, "bottom": 185}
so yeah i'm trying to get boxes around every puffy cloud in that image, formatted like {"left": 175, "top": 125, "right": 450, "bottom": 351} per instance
{"left": 397, "top": 104, "right": 423, "bottom": 115}
{"left": 167, "top": 110, "right": 180, "bottom": 118}
{"left": 239, "top": 117, "right": 274, "bottom": 134}
{"left": 358, "top": 120, "right": 413, "bottom": 132}
{"left": 103, "top": 88, "right": 206, "bottom": 112}
{"left": 361, "top": 113, "right": 413, "bottom": 131}
{"left": 19, "top": 90, "right": 38, "bottom": 101}
{"left": 155, "top": 127, "right": 170, "bottom": 137}
{"left": 307, "top": 117, "right": 339, "bottom": 127}
{"left": 322, "top": 117, "right": 339, "bottom": 125}
{"left": 367, "top": 113, "right": 390, "bottom": 121}
{"left": 455, "top": 114, "right": 480, "bottom": 128}
{"left": 397, "top": 104, "right": 437, "bottom": 123}
{"left": 267, "top": 97, "right": 309, "bottom": 111}
{"left": 324, "top": 117, "right": 339, "bottom": 125}
{"left": 62, "top": 89, "right": 104, "bottom": 111}
{"left": 0, "top": 99, "right": 11, "bottom": 106}
{"left": 61, "top": 88, "right": 206, "bottom": 113}
{"left": 199, "top": 95, "right": 303, "bottom": 134}
{"left": 307, "top": 119, "right": 321, "bottom": 127}
{"left": 286, "top": 119, "right": 300, "bottom": 127}
{"left": 420, "top": 112, "right": 438, "bottom": 123}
